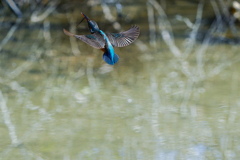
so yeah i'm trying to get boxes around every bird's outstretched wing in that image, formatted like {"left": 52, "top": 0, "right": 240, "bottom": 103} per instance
{"left": 106, "top": 25, "right": 140, "bottom": 47}
{"left": 63, "top": 29, "right": 105, "bottom": 49}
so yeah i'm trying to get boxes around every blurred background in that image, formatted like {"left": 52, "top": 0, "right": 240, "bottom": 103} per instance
{"left": 1, "top": 0, "right": 240, "bottom": 159}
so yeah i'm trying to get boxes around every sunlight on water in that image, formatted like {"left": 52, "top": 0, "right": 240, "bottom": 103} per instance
{"left": 0, "top": 0, "right": 240, "bottom": 159}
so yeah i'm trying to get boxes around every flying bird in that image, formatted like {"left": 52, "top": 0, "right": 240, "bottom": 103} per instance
{"left": 63, "top": 13, "right": 140, "bottom": 65}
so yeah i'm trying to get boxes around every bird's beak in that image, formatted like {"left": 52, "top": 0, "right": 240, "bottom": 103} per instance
{"left": 76, "top": 13, "right": 90, "bottom": 27}
{"left": 81, "top": 12, "right": 90, "bottom": 21}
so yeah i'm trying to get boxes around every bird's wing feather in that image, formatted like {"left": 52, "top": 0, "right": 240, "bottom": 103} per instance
{"left": 63, "top": 29, "right": 105, "bottom": 49}
{"left": 106, "top": 25, "right": 140, "bottom": 47}
{"left": 74, "top": 34, "right": 105, "bottom": 49}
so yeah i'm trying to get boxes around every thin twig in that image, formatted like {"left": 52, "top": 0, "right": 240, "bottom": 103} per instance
{"left": 43, "top": 20, "right": 51, "bottom": 42}
{"left": 7, "top": 62, "right": 32, "bottom": 80}
{"left": 218, "top": 0, "right": 239, "bottom": 36}
{"left": 183, "top": 1, "right": 204, "bottom": 58}
{"left": 0, "top": 18, "right": 22, "bottom": 52}
{"left": 0, "top": 90, "right": 19, "bottom": 145}
{"left": 149, "top": 0, "right": 182, "bottom": 58}
{"left": 31, "top": 0, "right": 59, "bottom": 22}
{"left": 101, "top": 2, "right": 121, "bottom": 30}
{"left": 176, "top": 15, "right": 194, "bottom": 29}
{"left": 5, "top": 0, "right": 22, "bottom": 17}
{"left": 147, "top": 2, "right": 156, "bottom": 47}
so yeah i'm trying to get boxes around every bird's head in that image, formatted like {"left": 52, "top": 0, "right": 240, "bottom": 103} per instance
{"left": 79, "top": 13, "right": 100, "bottom": 34}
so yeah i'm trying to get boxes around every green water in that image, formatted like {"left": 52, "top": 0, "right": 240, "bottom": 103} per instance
{"left": 0, "top": 0, "right": 240, "bottom": 159}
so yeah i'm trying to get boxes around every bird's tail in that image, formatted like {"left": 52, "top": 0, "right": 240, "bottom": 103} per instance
{"left": 102, "top": 52, "right": 119, "bottom": 65}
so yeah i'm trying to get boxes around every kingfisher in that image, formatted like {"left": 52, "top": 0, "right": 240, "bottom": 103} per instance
{"left": 63, "top": 13, "right": 140, "bottom": 65}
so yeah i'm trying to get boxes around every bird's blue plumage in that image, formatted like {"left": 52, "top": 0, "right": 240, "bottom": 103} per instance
{"left": 111, "top": 33, "right": 122, "bottom": 38}
{"left": 98, "top": 30, "right": 118, "bottom": 64}
{"left": 88, "top": 20, "right": 100, "bottom": 33}
{"left": 86, "top": 35, "right": 97, "bottom": 40}
{"left": 102, "top": 52, "right": 119, "bottom": 65}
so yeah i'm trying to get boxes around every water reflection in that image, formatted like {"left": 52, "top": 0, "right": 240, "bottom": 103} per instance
{"left": 0, "top": 0, "right": 240, "bottom": 159}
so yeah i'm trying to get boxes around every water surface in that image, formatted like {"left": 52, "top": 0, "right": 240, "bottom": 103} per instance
{"left": 0, "top": 0, "right": 240, "bottom": 159}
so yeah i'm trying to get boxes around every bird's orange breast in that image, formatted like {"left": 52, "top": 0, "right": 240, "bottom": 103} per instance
{"left": 100, "top": 48, "right": 106, "bottom": 52}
